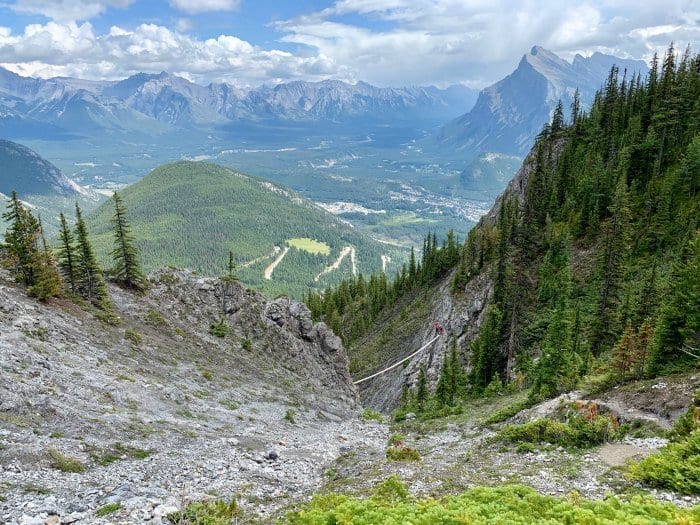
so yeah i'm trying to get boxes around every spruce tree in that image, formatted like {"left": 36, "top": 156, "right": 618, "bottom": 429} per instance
{"left": 2, "top": 191, "right": 40, "bottom": 286}
{"left": 57, "top": 212, "right": 78, "bottom": 294}
{"left": 28, "top": 217, "right": 62, "bottom": 301}
{"left": 74, "top": 203, "right": 109, "bottom": 308}
{"left": 110, "top": 192, "right": 147, "bottom": 291}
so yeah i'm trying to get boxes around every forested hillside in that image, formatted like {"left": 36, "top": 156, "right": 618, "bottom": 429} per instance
{"left": 85, "top": 162, "right": 404, "bottom": 298}
{"left": 313, "top": 44, "right": 699, "bottom": 407}
{"left": 454, "top": 44, "right": 699, "bottom": 398}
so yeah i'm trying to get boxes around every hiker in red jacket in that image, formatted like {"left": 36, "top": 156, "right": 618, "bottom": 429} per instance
{"left": 434, "top": 321, "right": 443, "bottom": 335}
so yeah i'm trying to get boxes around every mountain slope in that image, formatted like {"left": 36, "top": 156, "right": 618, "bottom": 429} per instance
{"left": 329, "top": 45, "right": 698, "bottom": 411}
{"left": 0, "top": 265, "right": 367, "bottom": 522}
{"left": 0, "top": 139, "right": 84, "bottom": 198}
{"left": 86, "top": 161, "right": 403, "bottom": 298}
{"left": 438, "top": 46, "right": 648, "bottom": 159}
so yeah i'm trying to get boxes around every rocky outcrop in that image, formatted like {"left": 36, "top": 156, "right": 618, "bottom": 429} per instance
{"left": 356, "top": 270, "right": 492, "bottom": 412}
{"left": 0, "top": 267, "right": 363, "bottom": 523}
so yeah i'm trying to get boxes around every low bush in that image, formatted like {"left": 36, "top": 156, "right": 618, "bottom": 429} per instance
{"left": 361, "top": 408, "right": 383, "bottom": 423}
{"left": 497, "top": 414, "right": 624, "bottom": 448}
{"left": 209, "top": 319, "right": 228, "bottom": 337}
{"left": 167, "top": 499, "right": 240, "bottom": 524}
{"left": 47, "top": 449, "right": 85, "bottom": 473}
{"left": 95, "top": 503, "right": 121, "bottom": 517}
{"left": 627, "top": 430, "right": 700, "bottom": 495}
{"left": 283, "top": 481, "right": 699, "bottom": 524}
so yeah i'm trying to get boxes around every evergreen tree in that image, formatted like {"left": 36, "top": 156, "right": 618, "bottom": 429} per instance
{"left": 74, "top": 203, "right": 109, "bottom": 308}
{"left": 469, "top": 304, "right": 503, "bottom": 394}
{"left": 647, "top": 232, "right": 700, "bottom": 374}
{"left": 57, "top": 212, "right": 78, "bottom": 294}
{"left": 28, "top": 217, "right": 62, "bottom": 301}
{"left": 110, "top": 192, "right": 147, "bottom": 291}
{"left": 2, "top": 191, "right": 40, "bottom": 286}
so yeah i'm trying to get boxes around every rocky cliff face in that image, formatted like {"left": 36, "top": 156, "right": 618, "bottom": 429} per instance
{"left": 0, "top": 268, "right": 372, "bottom": 524}
{"left": 355, "top": 270, "right": 492, "bottom": 412}
{"left": 438, "top": 46, "right": 647, "bottom": 159}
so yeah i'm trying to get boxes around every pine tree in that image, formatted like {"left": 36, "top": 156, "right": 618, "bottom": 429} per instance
{"left": 2, "top": 191, "right": 40, "bottom": 286}
{"left": 646, "top": 232, "right": 700, "bottom": 375}
{"left": 74, "top": 203, "right": 109, "bottom": 308}
{"left": 57, "top": 212, "right": 78, "bottom": 294}
{"left": 27, "top": 218, "right": 62, "bottom": 301}
{"left": 110, "top": 192, "right": 147, "bottom": 291}
{"left": 611, "top": 322, "right": 636, "bottom": 382}
{"left": 469, "top": 304, "right": 503, "bottom": 394}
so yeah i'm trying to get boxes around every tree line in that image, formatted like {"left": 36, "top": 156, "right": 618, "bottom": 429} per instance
{"left": 305, "top": 230, "right": 460, "bottom": 344}
{"left": 447, "top": 43, "right": 699, "bottom": 401}
{"left": 1, "top": 191, "right": 147, "bottom": 310}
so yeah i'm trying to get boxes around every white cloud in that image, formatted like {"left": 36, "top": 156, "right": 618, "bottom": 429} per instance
{"left": 168, "top": 0, "right": 241, "bottom": 14}
{"left": 0, "top": 20, "right": 341, "bottom": 86}
{"left": 0, "top": 0, "right": 697, "bottom": 87}
{"left": 9, "top": 0, "right": 135, "bottom": 22}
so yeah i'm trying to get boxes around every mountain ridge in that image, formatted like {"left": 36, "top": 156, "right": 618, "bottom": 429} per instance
{"left": 438, "top": 46, "right": 648, "bottom": 159}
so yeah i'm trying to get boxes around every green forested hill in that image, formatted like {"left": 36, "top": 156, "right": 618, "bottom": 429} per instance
{"left": 455, "top": 45, "right": 700, "bottom": 395}
{"left": 85, "top": 161, "right": 404, "bottom": 298}
{"left": 316, "top": 44, "right": 699, "bottom": 404}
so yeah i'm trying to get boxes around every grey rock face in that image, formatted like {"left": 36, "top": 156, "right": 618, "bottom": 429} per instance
{"left": 0, "top": 267, "right": 364, "bottom": 523}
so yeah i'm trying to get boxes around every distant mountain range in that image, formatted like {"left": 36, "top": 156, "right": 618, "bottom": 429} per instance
{"left": 0, "top": 67, "right": 478, "bottom": 139}
{"left": 439, "top": 46, "right": 649, "bottom": 159}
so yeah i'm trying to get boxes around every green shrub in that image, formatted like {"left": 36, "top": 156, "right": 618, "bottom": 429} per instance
{"left": 145, "top": 308, "right": 166, "bottom": 326}
{"left": 484, "top": 398, "right": 534, "bottom": 425}
{"left": 284, "top": 483, "right": 699, "bottom": 524}
{"left": 284, "top": 409, "right": 296, "bottom": 424}
{"left": 48, "top": 449, "right": 85, "bottom": 473}
{"left": 241, "top": 338, "right": 252, "bottom": 351}
{"left": 167, "top": 499, "right": 240, "bottom": 524}
{"left": 361, "top": 408, "right": 383, "bottom": 423}
{"left": 386, "top": 445, "right": 420, "bottom": 461}
{"left": 209, "top": 319, "right": 228, "bottom": 338}
{"left": 124, "top": 328, "right": 142, "bottom": 345}
{"left": 388, "top": 433, "right": 405, "bottom": 447}
{"left": 627, "top": 430, "right": 700, "bottom": 495}
{"left": 498, "top": 414, "right": 623, "bottom": 449}
{"left": 201, "top": 369, "right": 213, "bottom": 381}
{"left": 91, "top": 442, "right": 151, "bottom": 466}
{"left": 95, "top": 503, "right": 121, "bottom": 517}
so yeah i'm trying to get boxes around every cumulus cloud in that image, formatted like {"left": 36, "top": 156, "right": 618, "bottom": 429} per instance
{"left": 168, "top": 0, "right": 240, "bottom": 14}
{"left": 0, "top": 0, "right": 697, "bottom": 87}
{"left": 0, "top": 20, "right": 341, "bottom": 86}
{"left": 9, "top": 0, "right": 135, "bottom": 22}
{"left": 276, "top": 0, "right": 699, "bottom": 86}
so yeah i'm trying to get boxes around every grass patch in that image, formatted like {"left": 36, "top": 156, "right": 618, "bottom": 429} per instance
{"left": 287, "top": 237, "right": 330, "bottom": 255}
{"left": 47, "top": 449, "right": 85, "bottom": 473}
{"left": 91, "top": 442, "right": 151, "bottom": 465}
{"left": 95, "top": 503, "right": 121, "bottom": 517}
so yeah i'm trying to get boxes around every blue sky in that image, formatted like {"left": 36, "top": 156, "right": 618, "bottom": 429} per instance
{"left": 0, "top": 0, "right": 697, "bottom": 87}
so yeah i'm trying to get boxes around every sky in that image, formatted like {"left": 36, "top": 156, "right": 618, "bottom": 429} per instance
{"left": 0, "top": 0, "right": 698, "bottom": 88}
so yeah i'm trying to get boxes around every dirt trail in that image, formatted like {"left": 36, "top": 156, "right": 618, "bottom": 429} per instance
{"left": 241, "top": 246, "right": 280, "bottom": 269}
{"left": 315, "top": 246, "right": 356, "bottom": 282}
{"left": 597, "top": 443, "right": 652, "bottom": 467}
{"left": 264, "top": 246, "right": 290, "bottom": 280}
